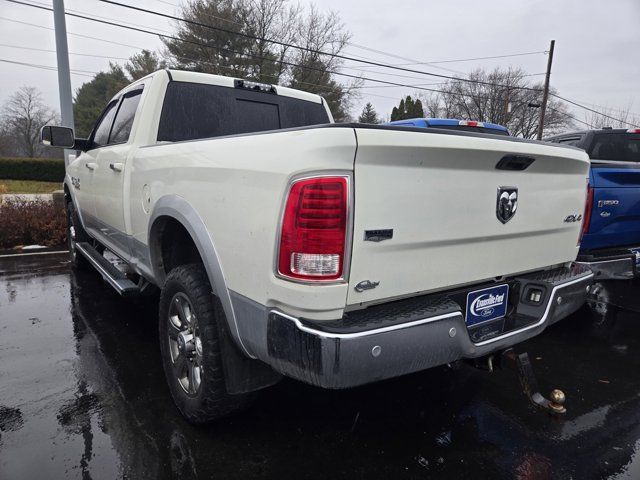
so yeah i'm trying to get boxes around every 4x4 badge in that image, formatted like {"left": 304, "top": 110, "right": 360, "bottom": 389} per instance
{"left": 496, "top": 187, "right": 518, "bottom": 224}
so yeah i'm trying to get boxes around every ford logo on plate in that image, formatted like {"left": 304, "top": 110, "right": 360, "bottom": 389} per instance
{"left": 466, "top": 284, "right": 509, "bottom": 326}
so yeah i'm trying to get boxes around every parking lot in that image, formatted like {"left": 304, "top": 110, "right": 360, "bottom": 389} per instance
{"left": 1, "top": 253, "right": 640, "bottom": 479}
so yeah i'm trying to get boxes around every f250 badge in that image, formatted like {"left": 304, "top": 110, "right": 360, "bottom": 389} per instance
{"left": 496, "top": 187, "right": 518, "bottom": 224}
{"left": 598, "top": 199, "right": 619, "bottom": 208}
{"left": 71, "top": 176, "right": 80, "bottom": 190}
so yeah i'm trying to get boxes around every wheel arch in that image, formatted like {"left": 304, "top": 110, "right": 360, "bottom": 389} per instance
{"left": 63, "top": 176, "right": 88, "bottom": 229}
{"left": 148, "top": 195, "right": 253, "bottom": 358}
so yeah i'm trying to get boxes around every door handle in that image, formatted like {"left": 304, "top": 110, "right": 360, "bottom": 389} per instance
{"left": 109, "top": 162, "right": 124, "bottom": 172}
{"left": 85, "top": 162, "right": 97, "bottom": 170}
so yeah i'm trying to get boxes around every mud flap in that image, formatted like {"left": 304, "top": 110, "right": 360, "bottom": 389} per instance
{"left": 215, "top": 295, "right": 282, "bottom": 394}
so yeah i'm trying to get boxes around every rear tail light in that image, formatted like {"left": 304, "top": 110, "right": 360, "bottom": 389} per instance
{"left": 627, "top": 128, "right": 640, "bottom": 134}
{"left": 579, "top": 183, "right": 594, "bottom": 244}
{"left": 459, "top": 120, "right": 484, "bottom": 127}
{"left": 278, "top": 176, "right": 349, "bottom": 281}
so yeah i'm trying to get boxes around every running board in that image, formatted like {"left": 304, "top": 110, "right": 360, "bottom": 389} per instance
{"left": 75, "top": 242, "right": 140, "bottom": 297}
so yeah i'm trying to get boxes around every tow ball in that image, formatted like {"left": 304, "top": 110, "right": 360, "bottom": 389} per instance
{"left": 474, "top": 349, "right": 567, "bottom": 415}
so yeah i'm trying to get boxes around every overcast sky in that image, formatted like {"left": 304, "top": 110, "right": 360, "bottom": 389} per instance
{"left": 1, "top": 0, "right": 639, "bottom": 125}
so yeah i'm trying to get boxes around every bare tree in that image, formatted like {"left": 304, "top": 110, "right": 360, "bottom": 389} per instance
{"left": 286, "top": 4, "right": 361, "bottom": 121}
{"left": 582, "top": 103, "right": 640, "bottom": 129}
{"left": 244, "top": 0, "right": 301, "bottom": 81}
{"left": 1, "top": 86, "right": 57, "bottom": 157}
{"left": 416, "top": 67, "right": 574, "bottom": 138}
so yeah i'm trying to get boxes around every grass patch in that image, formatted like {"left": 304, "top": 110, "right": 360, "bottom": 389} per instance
{"left": 0, "top": 198, "right": 67, "bottom": 248}
{"left": 0, "top": 179, "right": 62, "bottom": 194}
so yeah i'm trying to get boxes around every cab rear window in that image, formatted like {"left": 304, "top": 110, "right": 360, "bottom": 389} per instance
{"left": 589, "top": 133, "right": 640, "bottom": 162}
{"left": 157, "top": 81, "right": 330, "bottom": 142}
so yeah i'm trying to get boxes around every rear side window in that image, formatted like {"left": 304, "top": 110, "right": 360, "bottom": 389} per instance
{"left": 557, "top": 137, "right": 581, "bottom": 146}
{"left": 92, "top": 101, "right": 118, "bottom": 148}
{"left": 157, "top": 82, "right": 330, "bottom": 142}
{"left": 110, "top": 89, "right": 143, "bottom": 144}
{"left": 589, "top": 134, "right": 640, "bottom": 162}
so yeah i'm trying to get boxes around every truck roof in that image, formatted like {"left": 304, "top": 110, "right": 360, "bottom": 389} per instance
{"left": 166, "top": 69, "right": 324, "bottom": 105}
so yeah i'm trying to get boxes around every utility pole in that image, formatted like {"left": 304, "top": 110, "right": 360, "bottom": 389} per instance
{"left": 53, "top": 0, "right": 74, "bottom": 167}
{"left": 537, "top": 39, "right": 555, "bottom": 140}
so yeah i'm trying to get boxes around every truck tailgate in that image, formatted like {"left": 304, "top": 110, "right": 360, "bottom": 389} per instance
{"left": 347, "top": 128, "right": 590, "bottom": 306}
{"left": 582, "top": 165, "right": 640, "bottom": 251}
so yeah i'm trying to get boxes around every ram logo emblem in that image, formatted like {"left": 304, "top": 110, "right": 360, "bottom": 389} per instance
{"left": 496, "top": 187, "right": 518, "bottom": 224}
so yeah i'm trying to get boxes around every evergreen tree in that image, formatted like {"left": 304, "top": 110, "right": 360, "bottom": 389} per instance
{"left": 358, "top": 102, "right": 379, "bottom": 124}
{"left": 126, "top": 50, "right": 166, "bottom": 80}
{"left": 390, "top": 95, "right": 424, "bottom": 121}
{"left": 162, "top": 0, "right": 258, "bottom": 78}
{"left": 73, "top": 64, "right": 129, "bottom": 137}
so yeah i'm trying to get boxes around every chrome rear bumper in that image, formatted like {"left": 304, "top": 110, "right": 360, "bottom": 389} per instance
{"left": 261, "top": 264, "right": 593, "bottom": 389}
{"left": 577, "top": 250, "right": 639, "bottom": 280}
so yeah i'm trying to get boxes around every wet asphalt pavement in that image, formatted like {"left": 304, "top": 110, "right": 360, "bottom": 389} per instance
{"left": 1, "top": 254, "right": 640, "bottom": 479}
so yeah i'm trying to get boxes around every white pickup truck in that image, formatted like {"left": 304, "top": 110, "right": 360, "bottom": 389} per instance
{"left": 42, "top": 70, "right": 593, "bottom": 423}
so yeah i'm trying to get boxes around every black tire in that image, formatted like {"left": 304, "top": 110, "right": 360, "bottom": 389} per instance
{"left": 159, "top": 264, "right": 253, "bottom": 423}
{"left": 66, "top": 201, "right": 91, "bottom": 270}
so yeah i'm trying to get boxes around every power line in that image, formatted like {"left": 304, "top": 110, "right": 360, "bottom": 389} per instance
{"left": 0, "top": 42, "right": 130, "bottom": 61}
{"left": 0, "top": 57, "right": 97, "bottom": 77}
{"left": 0, "top": 55, "right": 589, "bottom": 131}
{"left": 0, "top": 42, "right": 587, "bottom": 132}
{"left": 547, "top": 105, "right": 593, "bottom": 128}
{"left": 554, "top": 96, "right": 640, "bottom": 118}
{"left": 343, "top": 46, "right": 547, "bottom": 67}
{"left": 551, "top": 93, "right": 640, "bottom": 128}
{"left": 4, "top": 0, "right": 633, "bottom": 128}
{"left": 0, "top": 4, "right": 467, "bottom": 84}
{"left": 0, "top": 17, "right": 363, "bottom": 99}
{"left": 148, "top": 0, "right": 544, "bottom": 71}
{"left": 3, "top": 0, "right": 534, "bottom": 100}
{"left": 552, "top": 95, "right": 640, "bottom": 122}
{"left": 0, "top": 15, "right": 152, "bottom": 50}
{"left": 0, "top": 15, "right": 546, "bottom": 116}
{"left": 93, "top": 0, "right": 543, "bottom": 92}
{"left": 358, "top": 82, "right": 449, "bottom": 90}
{"left": 3, "top": 0, "right": 549, "bottom": 94}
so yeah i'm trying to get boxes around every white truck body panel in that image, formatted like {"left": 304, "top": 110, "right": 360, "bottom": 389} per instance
{"left": 347, "top": 128, "right": 589, "bottom": 306}
{"left": 130, "top": 127, "right": 357, "bottom": 319}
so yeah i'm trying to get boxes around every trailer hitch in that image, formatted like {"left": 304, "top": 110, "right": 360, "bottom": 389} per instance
{"left": 469, "top": 349, "right": 567, "bottom": 414}
{"left": 499, "top": 349, "right": 566, "bottom": 415}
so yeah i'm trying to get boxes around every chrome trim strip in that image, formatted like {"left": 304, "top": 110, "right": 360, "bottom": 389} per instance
{"left": 576, "top": 258, "right": 634, "bottom": 280}
{"left": 269, "top": 309, "right": 462, "bottom": 340}
{"left": 271, "top": 271, "right": 593, "bottom": 344}
{"left": 577, "top": 258, "right": 633, "bottom": 267}
{"left": 474, "top": 272, "right": 594, "bottom": 347}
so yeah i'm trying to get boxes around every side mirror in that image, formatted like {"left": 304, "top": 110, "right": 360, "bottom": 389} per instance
{"left": 41, "top": 125, "right": 76, "bottom": 148}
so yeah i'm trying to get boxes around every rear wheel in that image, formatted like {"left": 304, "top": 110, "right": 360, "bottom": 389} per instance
{"left": 159, "top": 264, "right": 253, "bottom": 423}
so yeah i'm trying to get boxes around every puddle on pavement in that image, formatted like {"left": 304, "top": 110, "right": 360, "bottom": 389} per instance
{"left": 1, "top": 255, "right": 640, "bottom": 479}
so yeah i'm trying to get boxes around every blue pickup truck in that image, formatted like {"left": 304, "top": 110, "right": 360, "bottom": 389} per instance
{"left": 386, "top": 118, "right": 510, "bottom": 135}
{"left": 547, "top": 128, "right": 640, "bottom": 280}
